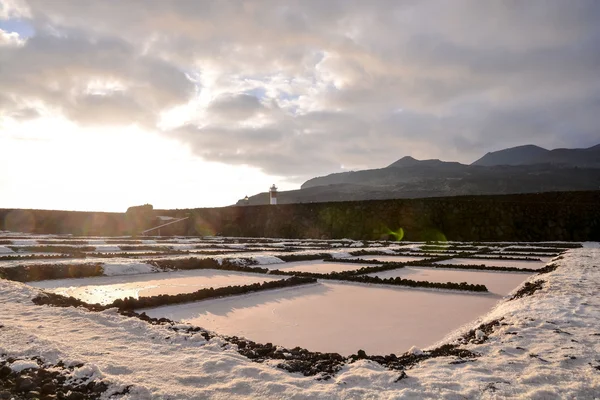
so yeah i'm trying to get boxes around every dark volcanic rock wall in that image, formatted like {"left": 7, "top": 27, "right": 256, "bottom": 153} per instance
{"left": 2, "top": 191, "right": 599, "bottom": 241}
{"left": 0, "top": 209, "right": 125, "bottom": 236}
{"left": 168, "top": 191, "right": 600, "bottom": 241}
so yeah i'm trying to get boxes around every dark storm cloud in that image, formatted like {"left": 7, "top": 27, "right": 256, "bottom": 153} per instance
{"left": 2, "top": 0, "right": 599, "bottom": 180}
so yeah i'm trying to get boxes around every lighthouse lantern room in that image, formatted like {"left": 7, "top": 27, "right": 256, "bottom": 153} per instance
{"left": 269, "top": 184, "right": 278, "bottom": 205}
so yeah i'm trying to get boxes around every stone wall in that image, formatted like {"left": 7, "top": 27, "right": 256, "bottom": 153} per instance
{"left": 152, "top": 191, "right": 600, "bottom": 241}
{"left": 2, "top": 191, "right": 599, "bottom": 241}
{"left": 0, "top": 209, "right": 124, "bottom": 236}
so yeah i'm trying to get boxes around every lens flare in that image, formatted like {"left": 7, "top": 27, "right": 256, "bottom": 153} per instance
{"left": 422, "top": 228, "right": 447, "bottom": 243}
{"left": 194, "top": 216, "right": 216, "bottom": 236}
{"left": 386, "top": 227, "right": 404, "bottom": 241}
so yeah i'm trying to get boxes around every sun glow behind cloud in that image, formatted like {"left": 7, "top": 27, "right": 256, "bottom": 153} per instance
{"left": 0, "top": 116, "right": 292, "bottom": 212}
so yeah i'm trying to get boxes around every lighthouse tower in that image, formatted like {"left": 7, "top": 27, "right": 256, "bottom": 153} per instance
{"left": 269, "top": 184, "right": 278, "bottom": 205}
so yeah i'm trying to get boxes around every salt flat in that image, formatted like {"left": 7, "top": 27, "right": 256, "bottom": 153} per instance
{"left": 30, "top": 269, "right": 280, "bottom": 305}
{"left": 266, "top": 259, "right": 378, "bottom": 273}
{"left": 143, "top": 281, "right": 502, "bottom": 355}
{"left": 350, "top": 255, "right": 426, "bottom": 263}
{"left": 366, "top": 266, "right": 531, "bottom": 296}
{"left": 1, "top": 234, "right": 596, "bottom": 399}
{"left": 435, "top": 257, "right": 548, "bottom": 270}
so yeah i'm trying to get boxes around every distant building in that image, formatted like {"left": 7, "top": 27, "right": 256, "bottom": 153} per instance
{"left": 269, "top": 184, "right": 278, "bottom": 205}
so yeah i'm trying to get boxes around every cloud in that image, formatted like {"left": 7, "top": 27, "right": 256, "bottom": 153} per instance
{"left": 0, "top": 28, "right": 24, "bottom": 46}
{"left": 1, "top": 0, "right": 599, "bottom": 182}
{"left": 0, "top": 26, "right": 194, "bottom": 126}
{"left": 207, "top": 93, "right": 266, "bottom": 121}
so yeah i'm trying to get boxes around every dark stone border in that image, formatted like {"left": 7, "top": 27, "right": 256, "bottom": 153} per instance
{"left": 329, "top": 257, "right": 437, "bottom": 265}
{"left": 147, "top": 257, "right": 270, "bottom": 274}
{"left": 417, "top": 254, "right": 544, "bottom": 262}
{"left": 503, "top": 245, "right": 580, "bottom": 251}
{"left": 326, "top": 257, "right": 541, "bottom": 273}
{"left": 33, "top": 276, "right": 316, "bottom": 311}
{"left": 509, "top": 280, "right": 545, "bottom": 300}
{"left": 349, "top": 250, "right": 414, "bottom": 257}
{"left": 487, "top": 252, "right": 560, "bottom": 258}
{"left": 418, "top": 262, "right": 542, "bottom": 273}
{"left": 269, "top": 268, "right": 489, "bottom": 292}
{"left": 0, "top": 254, "right": 75, "bottom": 261}
{"left": 0, "top": 257, "right": 271, "bottom": 283}
{"left": 428, "top": 241, "right": 582, "bottom": 249}
{"left": 86, "top": 250, "right": 244, "bottom": 258}
{"left": 0, "top": 249, "right": 253, "bottom": 262}
{"left": 536, "top": 263, "right": 559, "bottom": 274}
{"left": 350, "top": 344, "right": 479, "bottom": 373}
{"left": 0, "top": 263, "right": 105, "bottom": 282}
{"left": 454, "top": 255, "right": 543, "bottom": 262}
{"left": 276, "top": 253, "right": 333, "bottom": 262}
{"left": 8, "top": 246, "right": 96, "bottom": 253}
{"left": 0, "top": 355, "right": 110, "bottom": 400}
{"left": 109, "top": 276, "right": 316, "bottom": 310}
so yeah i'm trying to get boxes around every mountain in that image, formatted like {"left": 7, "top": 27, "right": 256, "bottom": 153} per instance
{"left": 387, "top": 156, "right": 463, "bottom": 168}
{"left": 472, "top": 144, "right": 600, "bottom": 168}
{"left": 238, "top": 143, "right": 600, "bottom": 205}
{"left": 302, "top": 159, "right": 469, "bottom": 189}
{"left": 532, "top": 145, "right": 600, "bottom": 168}
{"left": 472, "top": 145, "right": 549, "bottom": 166}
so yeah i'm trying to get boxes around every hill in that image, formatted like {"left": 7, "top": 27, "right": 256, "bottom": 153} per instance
{"left": 471, "top": 145, "right": 549, "bottom": 166}
{"left": 239, "top": 143, "right": 600, "bottom": 205}
{"left": 472, "top": 143, "right": 600, "bottom": 167}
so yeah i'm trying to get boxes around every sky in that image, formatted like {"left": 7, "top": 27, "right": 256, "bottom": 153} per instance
{"left": 1, "top": 0, "right": 599, "bottom": 212}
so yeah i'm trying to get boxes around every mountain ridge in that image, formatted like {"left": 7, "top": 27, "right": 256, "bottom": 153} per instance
{"left": 472, "top": 143, "right": 599, "bottom": 167}
{"left": 387, "top": 156, "right": 465, "bottom": 168}
{"left": 239, "top": 143, "right": 600, "bottom": 206}
{"left": 471, "top": 144, "right": 549, "bottom": 167}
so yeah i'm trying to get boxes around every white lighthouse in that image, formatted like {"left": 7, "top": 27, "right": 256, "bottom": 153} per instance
{"left": 269, "top": 184, "right": 278, "bottom": 205}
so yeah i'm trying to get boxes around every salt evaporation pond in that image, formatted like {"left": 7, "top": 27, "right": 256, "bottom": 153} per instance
{"left": 434, "top": 257, "right": 548, "bottom": 270}
{"left": 88, "top": 249, "right": 163, "bottom": 255}
{"left": 366, "top": 267, "right": 531, "bottom": 296}
{"left": 470, "top": 255, "right": 555, "bottom": 264}
{"left": 268, "top": 260, "right": 378, "bottom": 274}
{"left": 350, "top": 255, "right": 426, "bottom": 263}
{"left": 143, "top": 281, "right": 507, "bottom": 355}
{"left": 30, "top": 269, "right": 280, "bottom": 305}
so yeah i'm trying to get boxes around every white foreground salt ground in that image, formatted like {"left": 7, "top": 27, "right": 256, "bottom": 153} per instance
{"left": 366, "top": 267, "right": 531, "bottom": 296}
{"left": 1, "top": 247, "right": 599, "bottom": 398}
{"left": 435, "top": 257, "right": 548, "bottom": 270}
{"left": 30, "top": 269, "right": 281, "bottom": 305}
{"left": 143, "top": 281, "right": 504, "bottom": 355}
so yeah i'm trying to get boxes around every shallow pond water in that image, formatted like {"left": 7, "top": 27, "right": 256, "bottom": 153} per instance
{"left": 366, "top": 266, "right": 531, "bottom": 296}
{"left": 434, "top": 257, "right": 548, "bottom": 270}
{"left": 267, "top": 260, "right": 379, "bottom": 274}
{"left": 143, "top": 281, "right": 508, "bottom": 355}
{"left": 30, "top": 269, "right": 281, "bottom": 305}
